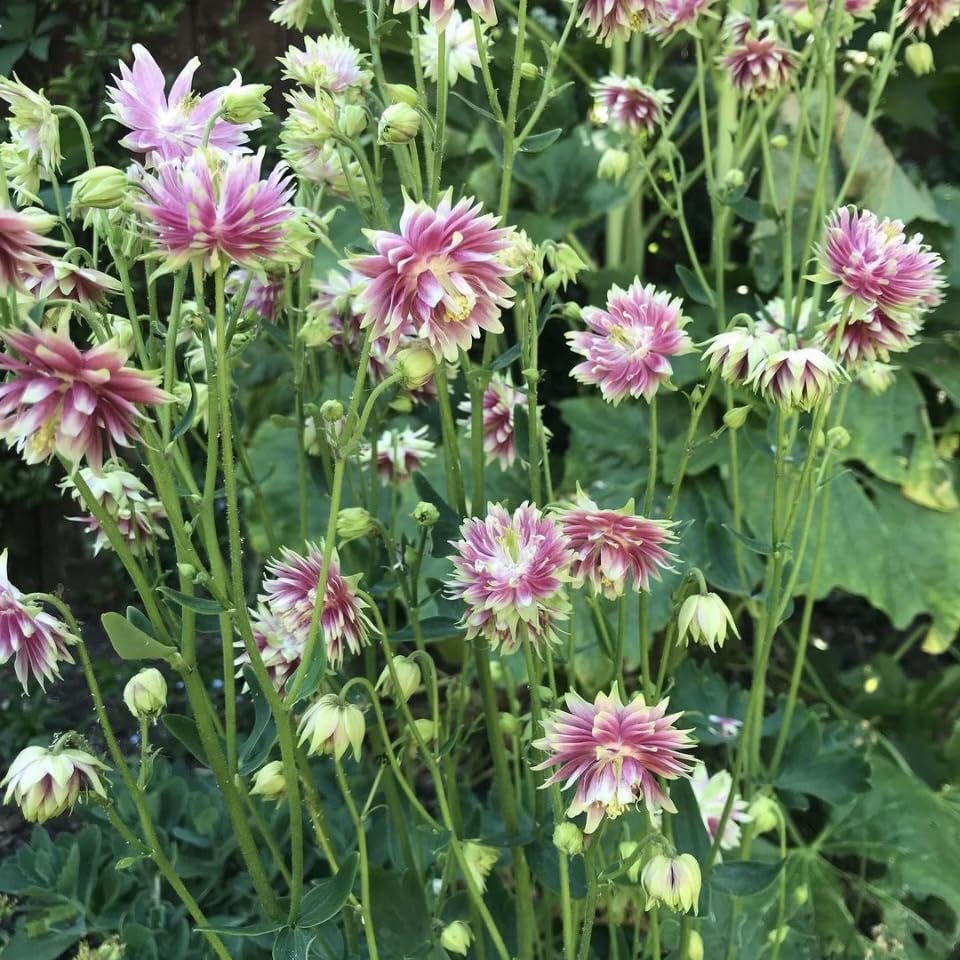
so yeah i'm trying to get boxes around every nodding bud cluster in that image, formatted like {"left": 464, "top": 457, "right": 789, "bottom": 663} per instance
{"left": 123, "top": 667, "right": 168, "bottom": 720}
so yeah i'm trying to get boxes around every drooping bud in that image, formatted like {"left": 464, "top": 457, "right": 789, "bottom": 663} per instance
{"left": 677, "top": 593, "right": 739, "bottom": 652}
{"left": 544, "top": 242, "right": 588, "bottom": 291}
{"left": 412, "top": 501, "right": 440, "bottom": 528}
{"left": 378, "top": 103, "right": 421, "bottom": 145}
{"left": 792, "top": 8, "right": 816, "bottom": 30}
{"left": 770, "top": 134, "right": 788, "bottom": 149}
{"left": 747, "top": 794, "right": 781, "bottom": 834}
{"left": 377, "top": 654, "right": 422, "bottom": 702}
{"left": 411, "top": 718, "right": 437, "bottom": 742}
{"left": 298, "top": 694, "right": 366, "bottom": 761}
{"left": 440, "top": 921, "right": 474, "bottom": 956}
{"left": 222, "top": 75, "right": 272, "bottom": 123}
{"left": 123, "top": 668, "right": 168, "bottom": 720}
{"left": 553, "top": 821, "right": 585, "bottom": 857}
{"left": 71, "top": 166, "right": 128, "bottom": 210}
{"left": 498, "top": 711, "right": 520, "bottom": 736}
{"left": 394, "top": 343, "right": 437, "bottom": 389}
{"left": 905, "top": 42, "right": 934, "bottom": 76}
{"left": 320, "top": 399, "right": 344, "bottom": 422}
{"left": 687, "top": 930, "right": 705, "bottom": 960}
{"left": 2, "top": 744, "right": 108, "bottom": 822}
{"left": 724, "top": 167, "right": 745, "bottom": 191}
{"left": 250, "top": 760, "right": 287, "bottom": 801}
{"left": 723, "top": 405, "right": 750, "bottom": 429}
{"left": 339, "top": 104, "right": 368, "bottom": 138}
{"left": 520, "top": 62, "right": 539, "bottom": 80}
{"left": 462, "top": 842, "right": 500, "bottom": 892}
{"left": 641, "top": 853, "right": 702, "bottom": 914}
{"left": 337, "top": 506, "right": 376, "bottom": 543}
{"left": 618, "top": 840, "right": 643, "bottom": 882}
{"left": 868, "top": 31, "right": 892, "bottom": 54}
{"left": 384, "top": 83, "right": 419, "bottom": 107}
{"left": 598, "top": 147, "right": 630, "bottom": 184}
{"left": 17, "top": 206, "right": 60, "bottom": 234}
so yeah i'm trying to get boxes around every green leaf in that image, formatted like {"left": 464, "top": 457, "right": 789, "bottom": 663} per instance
{"left": 519, "top": 128, "right": 563, "bottom": 153}
{"left": 101, "top": 611, "right": 177, "bottom": 663}
{"left": 198, "top": 920, "right": 285, "bottom": 937}
{"left": 298, "top": 853, "right": 359, "bottom": 927}
{"left": 527, "top": 837, "right": 588, "bottom": 898}
{"left": 158, "top": 587, "right": 227, "bottom": 615}
{"left": 412, "top": 472, "right": 461, "bottom": 557}
{"left": 170, "top": 373, "right": 198, "bottom": 442}
{"left": 286, "top": 646, "right": 327, "bottom": 706}
{"left": 711, "top": 860, "right": 784, "bottom": 896}
{"left": 675, "top": 264, "right": 714, "bottom": 306}
{"left": 369, "top": 867, "right": 431, "bottom": 956}
{"left": 1, "top": 931, "right": 84, "bottom": 960}
{"left": 390, "top": 616, "right": 461, "bottom": 643}
{"left": 272, "top": 927, "right": 318, "bottom": 960}
{"left": 774, "top": 716, "right": 870, "bottom": 804}
{"left": 238, "top": 668, "right": 278, "bottom": 775}
{"left": 163, "top": 714, "right": 209, "bottom": 766}
{"left": 671, "top": 778, "right": 712, "bottom": 871}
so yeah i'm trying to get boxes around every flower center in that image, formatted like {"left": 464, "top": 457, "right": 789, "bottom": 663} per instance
{"left": 610, "top": 323, "right": 652, "bottom": 358}
{"left": 26, "top": 406, "right": 62, "bottom": 461}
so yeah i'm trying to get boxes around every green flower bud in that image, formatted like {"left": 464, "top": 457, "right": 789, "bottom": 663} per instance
{"left": 412, "top": 501, "right": 440, "bottom": 527}
{"left": 337, "top": 506, "right": 376, "bottom": 543}
{"left": 723, "top": 405, "right": 750, "bottom": 430}
{"left": 463, "top": 843, "right": 500, "bottom": 891}
{"left": 793, "top": 884, "right": 809, "bottom": 906}
{"left": 385, "top": 82, "right": 419, "bottom": 107}
{"left": 905, "top": 42, "right": 934, "bottom": 76}
{"left": 394, "top": 343, "right": 437, "bottom": 389}
{"left": 17, "top": 206, "right": 59, "bottom": 234}
{"left": 747, "top": 794, "right": 781, "bottom": 834}
{"left": 498, "top": 711, "right": 520, "bottom": 736}
{"left": 770, "top": 133, "right": 789, "bottom": 150}
{"left": 642, "top": 853, "right": 701, "bottom": 915}
{"left": 298, "top": 695, "right": 366, "bottom": 761}
{"left": 123, "top": 668, "right": 168, "bottom": 720}
{"left": 598, "top": 147, "right": 630, "bottom": 184}
{"left": 562, "top": 301, "right": 583, "bottom": 321}
{"left": 222, "top": 75, "right": 271, "bottom": 123}
{"left": 339, "top": 104, "right": 368, "bottom": 138}
{"left": 553, "top": 822, "right": 585, "bottom": 857}
{"left": 792, "top": 8, "right": 816, "bottom": 30}
{"left": 826, "top": 425, "right": 850, "bottom": 449}
{"left": 440, "top": 921, "right": 474, "bottom": 956}
{"left": 687, "top": 931, "right": 705, "bottom": 960}
{"left": 868, "top": 31, "right": 892, "bottom": 54}
{"left": 71, "top": 166, "right": 128, "bottom": 210}
{"left": 677, "top": 593, "right": 740, "bottom": 652}
{"left": 320, "top": 399, "right": 344, "bottom": 422}
{"left": 520, "top": 61, "right": 539, "bottom": 80}
{"left": 724, "top": 167, "right": 745, "bottom": 190}
{"left": 412, "top": 718, "right": 437, "bottom": 742}
{"left": 377, "top": 654, "right": 422, "bottom": 702}
{"left": 250, "top": 760, "right": 287, "bottom": 801}
{"left": 619, "top": 840, "right": 643, "bottom": 882}
{"left": 378, "top": 102, "right": 421, "bottom": 145}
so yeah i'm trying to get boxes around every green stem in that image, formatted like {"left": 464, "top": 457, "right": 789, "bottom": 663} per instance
{"left": 430, "top": 30, "right": 448, "bottom": 204}
{"left": 576, "top": 842, "right": 601, "bottom": 960}
{"left": 497, "top": 0, "right": 529, "bottom": 217}
{"left": 434, "top": 365, "right": 467, "bottom": 515}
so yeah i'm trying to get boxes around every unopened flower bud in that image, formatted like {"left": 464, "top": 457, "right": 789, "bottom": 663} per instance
{"left": 1, "top": 744, "right": 108, "bottom": 822}
{"left": 250, "top": 760, "right": 287, "bottom": 800}
{"left": 723, "top": 405, "right": 750, "bottom": 429}
{"left": 619, "top": 840, "right": 643, "bottom": 882}
{"left": 553, "top": 822, "right": 584, "bottom": 857}
{"left": 792, "top": 8, "right": 816, "bottom": 30}
{"left": 378, "top": 102, "right": 421, "bottom": 145}
{"left": 677, "top": 593, "right": 739, "bottom": 652}
{"left": 71, "top": 166, "right": 128, "bottom": 210}
{"left": 905, "top": 42, "right": 934, "bottom": 76}
{"left": 463, "top": 842, "right": 500, "bottom": 891}
{"left": 123, "top": 668, "right": 168, "bottom": 720}
{"left": 320, "top": 399, "right": 344, "bottom": 422}
{"left": 298, "top": 694, "right": 365, "bottom": 761}
{"left": 724, "top": 167, "right": 745, "bottom": 190}
{"left": 377, "top": 654, "right": 421, "bottom": 702}
{"left": 793, "top": 884, "right": 809, "bottom": 906}
{"left": 385, "top": 82, "right": 419, "bottom": 106}
{"left": 826, "top": 425, "right": 850, "bottom": 449}
{"left": 562, "top": 301, "right": 583, "bottom": 321}
{"left": 520, "top": 61, "right": 538, "bottom": 79}
{"left": 642, "top": 853, "right": 701, "bottom": 915}
{"left": 440, "top": 921, "right": 474, "bottom": 956}
{"left": 412, "top": 501, "right": 440, "bottom": 527}
{"left": 545, "top": 242, "right": 587, "bottom": 291}
{"left": 17, "top": 206, "right": 59, "bottom": 234}
{"left": 222, "top": 76, "right": 271, "bottom": 123}
{"left": 598, "top": 147, "right": 630, "bottom": 184}
{"left": 687, "top": 930, "right": 704, "bottom": 960}
{"left": 337, "top": 506, "right": 376, "bottom": 543}
{"left": 499, "top": 711, "right": 520, "bottom": 736}
{"left": 303, "top": 416, "right": 321, "bottom": 455}
{"left": 770, "top": 133, "right": 788, "bottom": 150}
{"left": 176, "top": 562, "right": 197, "bottom": 580}
{"left": 868, "top": 30, "right": 892, "bottom": 54}
{"left": 395, "top": 343, "right": 437, "bottom": 389}
{"left": 857, "top": 361, "right": 896, "bottom": 394}
{"left": 747, "top": 794, "right": 781, "bottom": 834}
{"left": 339, "top": 104, "right": 368, "bottom": 138}
{"left": 768, "top": 926, "right": 789, "bottom": 946}
{"left": 412, "top": 718, "right": 437, "bottom": 741}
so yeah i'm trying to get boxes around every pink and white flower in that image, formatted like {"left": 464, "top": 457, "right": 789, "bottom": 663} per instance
{"left": 721, "top": 20, "right": 796, "bottom": 97}
{"left": 260, "top": 542, "right": 373, "bottom": 668}
{"left": 747, "top": 346, "right": 845, "bottom": 410}
{"left": 593, "top": 76, "right": 672, "bottom": 133}
{"left": 0, "top": 322, "right": 169, "bottom": 470}
{"left": 270, "top": 0, "right": 313, "bottom": 30}
{"left": 352, "top": 190, "right": 514, "bottom": 362}
{"left": 816, "top": 308, "right": 919, "bottom": 367}
{"left": 567, "top": 280, "right": 693, "bottom": 404}
{"left": 0, "top": 208, "right": 53, "bottom": 292}
{"left": 554, "top": 489, "right": 677, "bottom": 599}
{"left": 106, "top": 45, "right": 254, "bottom": 165}
{"left": 578, "top": 0, "right": 664, "bottom": 44}
{"left": 532, "top": 687, "right": 696, "bottom": 833}
{"left": 236, "top": 606, "right": 306, "bottom": 690}
{"left": 2, "top": 744, "right": 107, "bottom": 823}
{"left": 419, "top": 10, "right": 486, "bottom": 86}
{"left": 139, "top": 149, "right": 295, "bottom": 273}
{"left": 24, "top": 260, "right": 121, "bottom": 306}
{"left": 370, "top": 425, "right": 437, "bottom": 483}
{"left": 279, "top": 36, "right": 372, "bottom": 96}
{"left": 647, "top": 0, "right": 715, "bottom": 37}
{"left": 227, "top": 269, "right": 286, "bottom": 322}
{"left": 702, "top": 327, "right": 782, "bottom": 385}
{"left": 0, "top": 549, "right": 75, "bottom": 693}
{"left": 448, "top": 502, "right": 573, "bottom": 655}
{"left": 899, "top": 0, "right": 960, "bottom": 33}
{"left": 690, "top": 763, "right": 751, "bottom": 851}
{"left": 816, "top": 207, "right": 945, "bottom": 321}
{"left": 394, "top": 0, "right": 497, "bottom": 29}
{"left": 458, "top": 373, "right": 525, "bottom": 469}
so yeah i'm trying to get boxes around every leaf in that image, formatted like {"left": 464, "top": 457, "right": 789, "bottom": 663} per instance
{"left": 238, "top": 668, "right": 278, "bottom": 775}
{"left": 711, "top": 860, "right": 784, "bottom": 896}
{"left": 163, "top": 714, "right": 209, "bottom": 766}
{"left": 298, "top": 852, "right": 359, "bottom": 926}
{"left": 170, "top": 374, "right": 198, "bottom": 442}
{"left": 527, "top": 837, "right": 588, "bottom": 898}
{"left": 369, "top": 867, "right": 431, "bottom": 955}
{"left": 158, "top": 587, "right": 227, "bottom": 615}
{"left": 389, "top": 616, "right": 461, "bottom": 643}
{"left": 272, "top": 927, "right": 317, "bottom": 960}
{"left": 1, "top": 930, "right": 84, "bottom": 960}
{"left": 774, "top": 716, "right": 870, "bottom": 804}
{"left": 492, "top": 293, "right": 553, "bottom": 370}
{"left": 675, "top": 264, "right": 714, "bottom": 306}
{"left": 101, "top": 611, "right": 178, "bottom": 663}
{"left": 198, "top": 920, "right": 285, "bottom": 937}
{"left": 286, "top": 647, "right": 327, "bottom": 705}
{"left": 519, "top": 128, "right": 563, "bottom": 153}
{"left": 412, "top": 472, "right": 461, "bottom": 557}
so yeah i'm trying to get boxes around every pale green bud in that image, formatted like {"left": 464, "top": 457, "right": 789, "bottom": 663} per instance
{"left": 562, "top": 301, "right": 583, "bottom": 321}
{"left": 545, "top": 242, "right": 587, "bottom": 291}
{"left": 303, "top": 416, "right": 322, "bottom": 456}
{"left": 598, "top": 147, "right": 630, "bottom": 184}
{"left": 412, "top": 501, "right": 440, "bottom": 527}
{"left": 250, "top": 760, "right": 287, "bottom": 800}
{"left": 677, "top": 593, "right": 739, "bottom": 652}
{"left": 394, "top": 343, "right": 437, "bottom": 389}
{"left": 724, "top": 167, "right": 745, "bottom": 190}
{"left": 826, "top": 425, "right": 850, "bottom": 449}
{"left": 619, "top": 840, "right": 643, "bottom": 883}
{"left": 440, "top": 921, "right": 474, "bottom": 956}
{"left": 299, "top": 313, "right": 336, "bottom": 348}
{"left": 747, "top": 794, "right": 781, "bottom": 834}
{"left": 339, "top": 104, "right": 367, "bottom": 138}
{"left": 337, "top": 506, "right": 376, "bottom": 543}
{"left": 71, "top": 166, "right": 128, "bottom": 210}
{"left": 520, "top": 61, "right": 538, "bottom": 80}
{"left": 868, "top": 31, "right": 892, "bottom": 54}
{"left": 320, "top": 399, "right": 344, "bottom": 422}
{"left": 905, "top": 42, "right": 934, "bottom": 76}
{"left": 498, "top": 711, "right": 520, "bottom": 736}
{"left": 723, "top": 405, "right": 750, "bottom": 430}
{"left": 17, "top": 206, "right": 59, "bottom": 234}
{"left": 794, "top": 884, "right": 809, "bottom": 906}
{"left": 857, "top": 361, "right": 896, "bottom": 395}
{"left": 412, "top": 718, "right": 437, "bottom": 741}
{"left": 642, "top": 854, "right": 701, "bottom": 914}
{"left": 222, "top": 75, "right": 271, "bottom": 123}
{"left": 378, "top": 102, "right": 421, "bottom": 144}
{"left": 687, "top": 930, "right": 705, "bottom": 960}
{"left": 385, "top": 82, "right": 419, "bottom": 107}
{"left": 298, "top": 695, "right": 366, "bottom": 761}
{"left": 553, "top": 822, "right": 585, "bottom": 857}
{"left": 770, "top": 133, "right": 789, "bottom": 150}
{"left": 463, "top": 842, "right": 500, "bottom": 892}
{"left": 377, "top": 655, "right": 422, "bottom": 702}
{"left": 792, "top": 8, "right": 816, "bottom": 30}
{"left": 123, "top": 668, "right": 167, "bottom": 720}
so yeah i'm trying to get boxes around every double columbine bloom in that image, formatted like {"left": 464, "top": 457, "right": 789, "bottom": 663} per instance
{"left": 720, "top": 15, "right": 796, "bottom": 98}
{"left": 0, "top": 207, "right": 55, "bottom": 292}
{"left": 2, "top": 744, "right": 108, "bottom": 823}
{"left": 533, "top": 687, "right": 696, "bottom": 833}
{"left": 457, "top": 373, "right": 526, "bottom": 470}
{"left": 690, "top": 762, "right": 751, "bottom": 851}
{"left": 448, "top": 503, "right": 573, "bottom": 655}
{"left": 593, "top": 76, "right": 673, "bottom": 134}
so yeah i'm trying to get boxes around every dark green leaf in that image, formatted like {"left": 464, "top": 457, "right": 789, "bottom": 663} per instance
{"left": 272, "top": 927, "right": 317, "bottom": 959}
{"left": 412, "top": 472, "right": 461, "bottom": 557}
{"left": 390, "top": 616, "right": 461, "bottom": 643}
{"left": 158, "top": 587, "right": 227, "bottom": 615}
{"left": 527, "top": 838, "right": 588, "bottom": 898}
{"left": 298, "top": 852, "right": 359, "bottom": 927}
{"left": 163, "top": 714, "right": 209, "bottom": 766}
{"left": 238, "top": 668, "right": 278, "bottom": 775}
{"left": 519, "top": 128, "right": 563, "bottom": 153}
{"left": 197, "top": 920, "right": 285, "bottom": 937}
{"left": 101, "top": 611, "right": 177, "bottom": 663}
{"left": 675, "top": 264, "right": 714, "bottom": 306}
{"left": 711, "top": 860, "right": 784, "bottom": 896}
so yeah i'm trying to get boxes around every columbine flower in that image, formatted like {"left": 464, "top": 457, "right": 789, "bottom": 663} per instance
{"left": 817, "top": 308, "right": 919, "bottom": 367}
{"left": 747, "top": 347, "right": 844, "bottom": 411}
{"left": 420, "top": 10, "right": 485, "bottom": 86}
{"left": 369, "top": 425, "right": 436, "bottom": 484}
{"left": 0, "top": 322, "right": 168, "bottom": 470}
{"left": 815, "top": 207, "right": 945, "bottom": 321}
{"left": 579, "top": 0, "right": 663, "bottom": 44}
{"left": 250, "top": 760, "right": 287, "bottom": 801}
{"left": 690, "top": 763, "right": 751, "bottom": 851}
{"left": 352, "top": 190, "right": 514, "bottom": 361}
{"left": 298, "top": 694, "right": 365, "bottom": 760}
{"left": 106, "top": 45, "right": 254, "bottom": 165}
{"left": 2, "top": 744, "right": 107, "bottom": 823}
{"left": 235, "top": 606, "right": 306, "bottom": 691}
{"left": 279, "top": 36, "right": 372, "bottom": 96}
{"left": 593, "top": 76, "right": 672, "bottom": 133}
{"left": 554, "top": 489, "right": 677, "bottom": 599}
{"left": 24, "top": 260, "right": 121, "bottom": 307}
{"left": 701, "top": 328, "right": 782, "bottom": 385}
{"left": 567, "top": 280, "right": 693, "bottom": 404}
{"left": 707, "top": 714, "right": 742, "bottom": 739}
{"left": 449, "top": 503, "right": 573, "bottom": 656}
{"left": 722, "top": 20, "right": 796, "bottom": 97}
{"left": 0, "top": 208, "right": 53, "bottom": 292}
{"left": 260, "top": 542, "right": 373, "bottom": 668}
{"left": 463, "top": 842, "right": 500, "bottom": 891}
{"left": 395, "top": 0, "right": 497, "bottom": 28}
{"left": 0, "top": 76, "right": 61, "bottom": 178}
{"left": 0, "top": 549, "right": 74, "bottom": 693}
{"left": 457, "top": 373, "right": 525, "bottom": 469}
{"left": 532, "top": 687, "right": 696, "bottom": 833}
{"left": 647, "top": 0, "right": 714, "bottom": 37}
{"left": 270, "top": 0, "right": 313, "bottom": 30}
{"left": 677, "top": 593, "right": 739, "bottom": 652}
{"left": 641, "top": 853, "right": 701, "bottom": 914}
{"left": 140, "top": 148, "right": 295, "bottom": 274}
{"left": 227, "top": 269, "right": 285, "bottom": 322}
{"left": 899, "top": 0, "right": 960, "bottom": 34}
{"left": 61, "top": 464, "right": 168, "bottom": 556}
